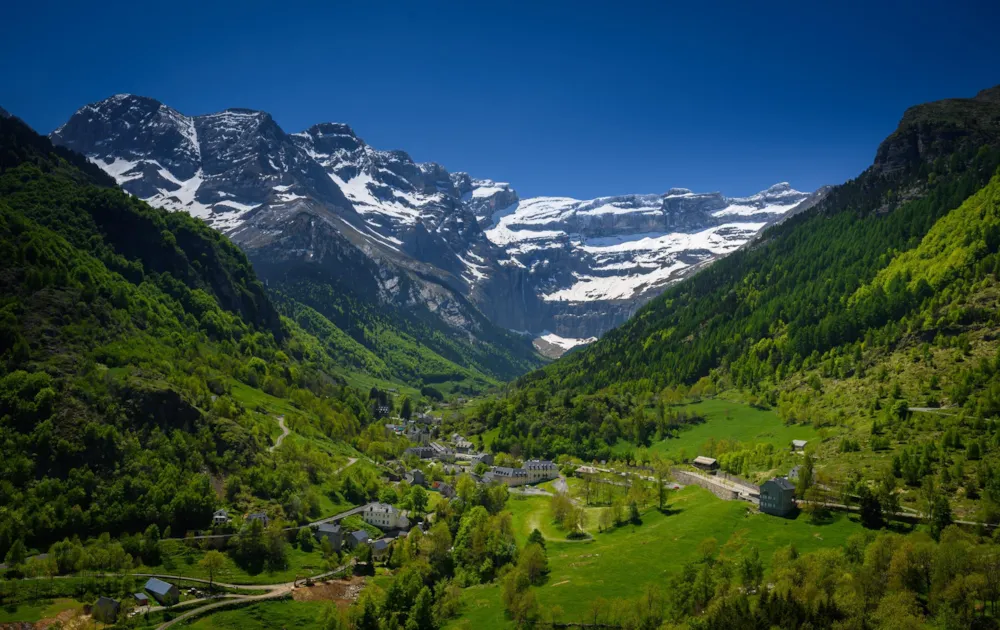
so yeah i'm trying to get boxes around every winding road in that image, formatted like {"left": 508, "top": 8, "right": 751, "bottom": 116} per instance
{"left": 153, "top": 563, "right": 352, "bottom": 629}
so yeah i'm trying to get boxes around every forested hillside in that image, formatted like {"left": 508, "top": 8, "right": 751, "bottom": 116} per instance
{"left": 469, "top": 86, "right": 1000, "bottom": 483}
{"left": 0, "top": 115, "right": 390, "bottom": 558}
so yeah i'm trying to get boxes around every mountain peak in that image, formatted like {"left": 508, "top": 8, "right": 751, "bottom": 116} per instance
{"left": 305, "top": 122, "right": 358, "bottom": 139}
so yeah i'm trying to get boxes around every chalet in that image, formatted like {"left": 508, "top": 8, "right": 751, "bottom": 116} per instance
{"left": 364, "top": 502, "right": 410, "bottom": 530}
{"left": 471, "top": 452, "right": 494, "bottom": 467}
{"left": 133, "top": 593, "right": 150, "bottom": 607}
{"left": 347, "top": 530, "right": 370, "bottom": 549}
{"left": 404, "top": 446, "right": 436, "bottom": 460}
{"left": 247, "top": 512, "right": 269, "bottom": 527}
{"left": 523, "top": 460, "right": 559, "bottom": 483}
{"left": 791, "top": 440, "right": 808, "bottom": 452}
{"left": 144, "top": 577, "right": 179, "bottom": 606}
{"left": 93, "top": 597, "right": 120, "bottom": 623}
{"left": 692, "top": 456, "right": 719, "bottom": 472}
{"left": 406, "top": 469, "right": 426, "bottom": 486}
{"left": 212, "top": 509, "right": 231, "bottom": 526}
{"left": 485, "top": 466, "right": 530, "bottom": 487}
{"left": 316, "top": 523, "right": 342, "bottom": 551}
{"left": 760, "top": 477, "right": 796, "bottom": 517}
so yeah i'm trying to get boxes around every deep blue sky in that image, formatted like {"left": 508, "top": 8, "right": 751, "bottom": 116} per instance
{"left": 3, "top": 0, "right": 998, "bottom": 198}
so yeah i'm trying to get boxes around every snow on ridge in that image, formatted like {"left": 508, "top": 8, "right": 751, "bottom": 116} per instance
{"left": 537, "top": 332, "right": 597, "bottom": 351}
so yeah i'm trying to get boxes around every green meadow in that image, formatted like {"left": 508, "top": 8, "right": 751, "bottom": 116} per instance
{"left": 447, "top": 485, "right": 863, "bottom": 629}
{"left": 627, "top": 398, "right": 819, "bottom": 461}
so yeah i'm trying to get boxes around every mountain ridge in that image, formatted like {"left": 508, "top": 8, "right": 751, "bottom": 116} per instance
{"left": 48, "top": 94, "right": 820, "bottom": 354}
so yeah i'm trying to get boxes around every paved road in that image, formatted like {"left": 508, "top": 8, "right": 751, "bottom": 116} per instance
{"left": 269, "top": 415, "right": 290, "bottom": 452}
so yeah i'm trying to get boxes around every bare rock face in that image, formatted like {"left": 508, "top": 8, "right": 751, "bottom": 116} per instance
{"left": 50, "top": 94, "right": 820, "bottom": 347}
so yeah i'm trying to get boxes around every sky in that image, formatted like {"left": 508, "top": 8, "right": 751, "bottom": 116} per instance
{"left": 3, "top": 0, "right": 999, "bottom": 199}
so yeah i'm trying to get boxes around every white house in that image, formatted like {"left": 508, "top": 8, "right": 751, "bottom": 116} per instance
{"left": 212, "top": 509, "right": 231, "bottom": 526}
{"left": 363, "top": 502, "right": 410, "bottom": 530}
{"left": 522, "top": 460, "right": 559, "bottom": 483}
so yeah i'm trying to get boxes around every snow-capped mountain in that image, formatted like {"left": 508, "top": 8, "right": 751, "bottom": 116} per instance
{"left": 50, "top": 94, "right": 824, "bottom": 355}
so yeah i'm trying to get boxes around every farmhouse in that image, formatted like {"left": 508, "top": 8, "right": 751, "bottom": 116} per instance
{"left": 93, "top": 597, "right": 120, "bottom": 623}
{"left": 523, "top": 460, "right": 559, "bottom": 483}
{"left": 791, "top": 440, "right": 808, "bottom": 452}
{"left": 144, "top": 577, "right": 179, "bottom": 606}
{"left": 692, "top": 456, "right": 719, "bottom": 472}
{"left": 316, "top": 523, "right": 342, "bottom": 551}
{"left": 133, "top": 593, "right": 149, "bottom": 607}
{"left": 760, "top": 477, "right": 796, "bottom": 516}
{"left": 212, "top": 509, "right": 230, "bottom": 526}
{"left": 364, "top": 502, "right": 409, "bottom": 530}
{"left": 347, "top": 530, "right": 370, "bottom": 549}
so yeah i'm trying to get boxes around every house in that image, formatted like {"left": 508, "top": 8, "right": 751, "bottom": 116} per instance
{"left": 212, "top": 509, "right": 231, "bottom": 526}
{"left": 315, "top": 523, "right": 342, "bottom": 551}
{"left": 430, "top": 442, "right": 455, "bottom": 462}
{"left": 523, "top": 460, "right": 559, "bottom": 483}
{"left": 485, "top": 466, "right": 530, "bottom": 487}
{"left": 406, "top": 469, "right": 426, "bottom": 486}
{"left": 373, "top": 538, "right": 391, "bottom": 560}
{"left": 471, "top": 452, "right": 494, "bottom": 467}
{"left": 144, "top": 577, "right": 179, "bottom": 606}
{"left": 93, "top": 597, "right": 120, "bottom": 623}
{"left": 436, "top": 481, "right": 456, "bottom": 499}
{"left": 406, "top": 426, "right": 430, "bottom": 444}
{"left": 451, "top": 434, "right": 474, "bottom": 452}
{"left": 376, "top": 404, "right": 391, "bottom": 417}
{"left": 247, "top": 512, "right": 269, "bottom": 527}
{"left": 692, "top": 456, "right": 719, "bottom": 472}
{"left": 133, "top": 593, "right": 150, "bottom": 607}
{"left": 760, "top": 477, "right": 796, "bottom": 517}
{"left": 364, "top": 502, "right": 410, "bottom": 530}
{"left": 347, "top": 530, "right": 370, "bottom": 550}
{"left": 791, "top": 440, "right": 808, "bottom": 452}
{"left": 788, "top": 466, "right": 801, "bottom": 481}
{"left": 404, "top": 446, "right": 436, "bottom": 460}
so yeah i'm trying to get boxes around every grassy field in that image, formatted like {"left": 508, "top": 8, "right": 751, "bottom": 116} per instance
{"left": 624, "top": 398, "right": 819, "bottom": 462}
{"left": 0, "top": 598, "right": 82, "bottom": 623}
{"left": 181, "top": 599, "right": 333, "bottom": 629}
{"left": 446, "top": 485, "right": 864, "bottom": 629}
{"left": 140, "top": 540, "right": 334, "bottom": 585}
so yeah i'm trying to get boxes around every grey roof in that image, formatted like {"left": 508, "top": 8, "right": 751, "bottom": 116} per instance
{"left": 144, "top": 577, "right": 175, "bottom": 596}
{"left": 350, "top": 530, "right": 369, "bottom": 543}
{"left": 792, "top": 440, "right": 808, "bottom": 447}
{"left": 693, "top": 456, "right": 717, "bottom": 465}
{"left": 373, "top": 539, "right": 389, "bottom": 551}
{"left": 317, "top": 523, "right": 341, "bottom": 533}
{"left": 96, "top": 596, "right": 119, "bottom": 607}
{"left": 492, "top": 466, "right": 528, "bottom": 477}
{"left": 134, "top": 593, "right": 149, "bottom": 601}
{"left": 523, "top": 460, "right": 556, "bottom": 470}
{"left": 769, "top": 477, "right": 796, "bottom": 491}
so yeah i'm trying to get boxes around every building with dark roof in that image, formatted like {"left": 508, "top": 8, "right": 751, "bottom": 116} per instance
{"left": 347, "top": 530, "right": 370, "bottom": 549}
{"left": 316, "top": 523, "right": 342, "bottom": 551}
{"left": 760, "top": 477, "right": 796, "bottom": 516}
{"left": 93, "top": 597, "right": 120, "bottom": 623}
{"left": 134, "top": 593, "right": 150, "bottom": 607}
{"left": 144, "top": 577, "right": 179, "bottom": 606}
{"left": 485, "top": 466, "right": 530, "bottom": 487}
{"left": 692, "top": 456, "right": 719, "bottom": 471}
{"left": 522, "top": 460, "right": 558, "bottom": 482}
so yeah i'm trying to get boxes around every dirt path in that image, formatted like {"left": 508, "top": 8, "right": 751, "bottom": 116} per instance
{"left": 269, "top": 415, "right": 290, "bottom": 452}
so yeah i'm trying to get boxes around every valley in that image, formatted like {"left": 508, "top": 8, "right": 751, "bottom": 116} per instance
{"left": 4, "top": 26, "right": 1000, "bottom": 630}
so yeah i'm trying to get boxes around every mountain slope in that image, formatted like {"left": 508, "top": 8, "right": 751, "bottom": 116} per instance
{"left": 50, "top": 95, "right": 819, "bottom": 354}
{"left": 0, "top": 113, "right": 375, "bottom": 556}
{"left": 470, "top": 86, "right": 1000, "bottom": 468}
{"left": 50, "top": 94, "right": 544, "bottom": 387}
